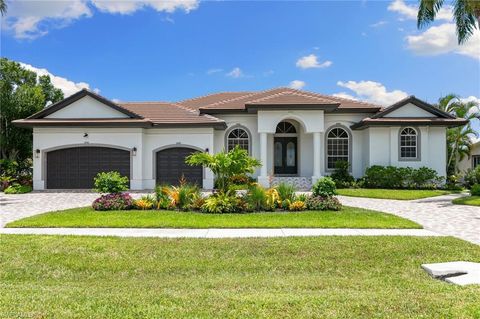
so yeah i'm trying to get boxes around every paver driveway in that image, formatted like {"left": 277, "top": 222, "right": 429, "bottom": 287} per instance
{"left": 339, "top": 193, "right": 480, "bottom": 245}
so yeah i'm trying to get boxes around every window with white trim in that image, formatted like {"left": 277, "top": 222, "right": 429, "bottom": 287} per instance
{"left": 227, "top": 128, "right": 250, "bottom": 152}
{"left": 326, "top": 127, "right": 349, "bottom": 169}
{"left": 473, "top": 155, "right": 480, "bottom": 168}
{"left": 400, "top": 127, "right": 418, "bottom": 159}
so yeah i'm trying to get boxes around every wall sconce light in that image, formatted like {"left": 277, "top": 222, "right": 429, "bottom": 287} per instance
{"left": 205, "top": 148, "right": 209, "bottom": 153}
{"left": 83, "top": 133, "right": 89, "bottom": 138}
{"left": 132, "top": 147, "right": 137, "bottom": 156}
{"left": 35, "top": 149, "right": 40, "bottom": 158}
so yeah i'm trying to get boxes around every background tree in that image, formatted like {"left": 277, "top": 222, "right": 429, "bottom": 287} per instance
{"left": 418, "top": 0, "right": 480, "bottom": 44}
{"left": 435, "top": 94, "right": 480, "bottom": 174}
{"left": 0, "top": 58, "right": 64, "bottom": 160}
{"left": 0, "top": 0, "right": 7, "bottom": 16}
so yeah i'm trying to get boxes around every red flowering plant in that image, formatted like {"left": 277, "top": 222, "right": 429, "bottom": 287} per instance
{"left": 91, "top": 171, "right": 132, "bottom": 211}
{"left": 92, "top": 192, "right": 134, "bottom": 211}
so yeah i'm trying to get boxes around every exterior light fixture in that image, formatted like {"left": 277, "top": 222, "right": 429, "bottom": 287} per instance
{"left": 132, "top": 147, "right": 137, "bottom": 156}
{"left": 35, "top": 149, "right": 40, "bottom": 158}
{"left": 205, "top": 148, "right": 209, "bottom": 153}
{"left": 83, "top": 133, "right": 89, "bottom": 138}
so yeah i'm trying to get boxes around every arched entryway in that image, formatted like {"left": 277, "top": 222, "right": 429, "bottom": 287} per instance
{"left": 274, "top": 121, "right": 298, "bottom": 175}
{"left": 155, "top": 147, "right": 203, "bottom": 186}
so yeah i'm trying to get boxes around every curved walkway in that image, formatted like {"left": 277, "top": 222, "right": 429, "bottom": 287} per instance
{"left": 339, "top": 193, "right": 480, "bottom": 245}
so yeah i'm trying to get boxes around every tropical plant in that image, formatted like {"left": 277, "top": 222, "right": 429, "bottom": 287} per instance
{"left": 186, "top": 146, "right": 261, "bottom": 192}
{"left": 312, "top": 177, "right": 337, "bottom": 197}
{"left": 92, "top": 193, "right": 134, "bottom": 211}
{"left": 164, "top": 183, "right": 201, "bottom": 211}
{"left": 462, "top": 166, "right": 480, "bottom": 188}
{"left": 435, "top": 94, "right": 480, "bottom": 174}
{"left": 201, "top": 191, "right": 238, "bottom": 214}
{"left": 330, "top": 160, "right": 354, "bottom": 188}
{"left": 3, "top": 183, "right": 32, "bottom": 194}
{"left": 134, "top": 195, "right": 156, "bottom": 210}
{"left": 243, "top": 184, "right": 268, "bottom": 211}
{"left": 288, "top": 200, "right": 306, "bottom": 211}
{"left": 0, "top": 58, "right": 64, "bottom": 160}
{"left": 275, "top": 182, "right": 296, "bottom": 202}
{"left": 0, "top": 0, "right": 6, "bottom": 16}
{"left": 470, "top": 183, "right": 480, "bottom": 196}
{"left": 417, "top": 0, "right": 479, "bottom": 44}
{"left": 93, "top": 171, "right": 129, "bottom": 194}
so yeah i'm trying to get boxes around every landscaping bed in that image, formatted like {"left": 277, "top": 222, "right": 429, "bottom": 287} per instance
{"left": 5, "top": 206, "right": 420, "bottom": 229}
{"left": 337, "top": 188, "right": 454, "bottom": 200}
{"left": 0, "top": 235, "right": 479, "bottom": 318}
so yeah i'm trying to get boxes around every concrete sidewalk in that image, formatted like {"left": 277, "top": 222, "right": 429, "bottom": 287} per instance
{"left": 0, "top": 227, "right": 445, "bottom": 238}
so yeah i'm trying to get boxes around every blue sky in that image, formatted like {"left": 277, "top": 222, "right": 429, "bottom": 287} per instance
{"left": 1, "top": 0, "right": 479, "bottom": 106}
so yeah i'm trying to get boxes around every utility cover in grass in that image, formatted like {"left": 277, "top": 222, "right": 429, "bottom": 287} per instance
{"left": 422, "top": 261, "right": 480, "bottom": 286}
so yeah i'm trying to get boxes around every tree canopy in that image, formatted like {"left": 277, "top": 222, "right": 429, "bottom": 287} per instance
{"left": 0, "top": 58, "right": 64, "bottom": 160}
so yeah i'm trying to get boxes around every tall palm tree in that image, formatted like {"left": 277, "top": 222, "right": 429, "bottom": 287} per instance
{"left": 418, "top": 0, "right": 480, "bottom": 44}
{"left": 0, "top": 0, "right": 6, "bottom": 16}
{"left": 435, "top": 94, "right": 480, "bottom": 173}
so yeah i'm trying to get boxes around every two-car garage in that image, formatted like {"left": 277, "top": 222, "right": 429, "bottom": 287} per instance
{"left": 45, "top": 146, "right": 202, "bottom": 189}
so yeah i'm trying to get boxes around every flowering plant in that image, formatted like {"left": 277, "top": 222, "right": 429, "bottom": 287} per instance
{"left": 92, "top": 192, "right": 133, "bottom": 211}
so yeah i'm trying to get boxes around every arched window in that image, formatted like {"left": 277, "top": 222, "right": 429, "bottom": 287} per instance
{"left": 276, "top": 121, "right": 296, "bottom": 134}
{"left": 399, "top": 127, "right": 418, "bottom": 160}
{"left": 227, "top": 127, "right": 250, "bottom": 152}
{"left": 326, "top": 127, "right": 349, "bottom": 169}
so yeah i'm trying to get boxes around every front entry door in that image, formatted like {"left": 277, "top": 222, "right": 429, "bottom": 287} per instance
{"left": 274, "top": 137, "right": 297, "bottom": 175}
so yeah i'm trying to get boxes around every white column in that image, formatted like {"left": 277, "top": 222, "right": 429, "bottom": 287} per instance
{"left": 312, "top": 131, "right": 321, "bottom": 184}
{"left": 258, "top": 132, "right": 269, "bottom": 187}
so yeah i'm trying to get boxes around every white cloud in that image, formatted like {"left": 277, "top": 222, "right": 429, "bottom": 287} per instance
{"left": 296, "top": 54, "right": 332, "bottom": 69}
{"left": 336, "top": 80, "right": 409, "bottom": 106}
{"left": 406, "top": 23, "right": 480, "bottom": 59}
{"left": 19, "top": 62, "right": 99, "bottom": 97}
{"left": 332, "top": 92, "right": 358, "bottom": 101}
{"left": 370, "top": 20, "right": 388, "bottom": 28}
{"left": 461, "top": 96, "right": 480, "bottom": 105}
{"left": 388, "top": 0, "right": 453, "bottom": 21}
{"left": 226, "top": 67, "right": 243, "bottom": 78}
{"left": 206, "top": 68, "right": 223, "bottom": 75}
{"left": 3, "top": 0, "right": 199, "bottom": 39}
{"left": 288, "top": 80, "right": 306, "bottom": 90}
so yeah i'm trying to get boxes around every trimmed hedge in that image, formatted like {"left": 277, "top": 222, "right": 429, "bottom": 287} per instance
{"left": 362, "top": 165, "right": 442, "bottom": 189}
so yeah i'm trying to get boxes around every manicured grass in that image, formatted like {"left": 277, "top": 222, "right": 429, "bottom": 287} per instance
{"left": 452, "top": 195, "right": 480, "bottom": 206}
{"left": 5, "top": 206, "right": 420, "bottom": 229}
{"left": 337, "top": 188, "right": 454, "bottom": 200}
{"left": 0, "top": 235, "right": 479, "bottom": 318}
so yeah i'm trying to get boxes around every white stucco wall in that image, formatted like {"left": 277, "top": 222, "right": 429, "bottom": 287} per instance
{"left": 458, "top": 142, "right": 480, "bottom": 172}
{"left": 384, "top": 103, "right": 434, "bottom": 118}
{"left": 45, "top": 95, "right": 129, "bottom": 119}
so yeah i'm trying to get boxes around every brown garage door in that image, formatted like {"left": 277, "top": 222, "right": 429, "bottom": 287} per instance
{"left": 46, "top": 147, "right": 130, "bottom": 189}
{"left": 156, "top": 147, "right": 202, "bottom": 186}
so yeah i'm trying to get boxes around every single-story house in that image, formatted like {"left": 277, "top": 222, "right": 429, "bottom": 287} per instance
{"left": 458, "top": 140, "right": 480, "bottom": 172}
{"left": 14, "top": 87, "right": 467, "bottom": 190}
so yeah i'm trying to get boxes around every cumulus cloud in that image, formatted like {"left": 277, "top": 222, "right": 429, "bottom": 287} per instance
{"left": 19, "top": 62, "right": 100, "bottom": 97}
{"left": 288, "top": 80, "right": 306, "bottom": 90}
{"left": 388, "top": 0, "right": 479, "bottom": 60}
{"left": 226, "top": 67, "right": 243, "bottom": 78}
{"left": 406, "top": 23, "right": 480, "bottom": 59}
{"left": 335, "top": 80, "right": 409, "bottom": 106}
{"left": 296, "top": 54, "right": 332, "bottom": 69}
{"left": 3, "top": 0, "right": 199, "bottom": 39}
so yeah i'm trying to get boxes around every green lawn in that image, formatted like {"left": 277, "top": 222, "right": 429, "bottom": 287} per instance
{"left": 452, "top": 195, "right": 480, "bottom": 206}
{"left": 337, "top": 188, "right": 453, "bottom": 200}
{"left": 0, "top": 235, "right": 479, "bottom": 318}
{"left": 6, "top": 206, "right": 420, "bottom": 229}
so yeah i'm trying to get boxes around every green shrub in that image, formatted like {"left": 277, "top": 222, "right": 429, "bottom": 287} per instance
{"left": 244, "top": 184, "right": 268, "bottom": 211}
{"left": 3, "top": 183, "right": 32, "bottom": 194}
{"left": 471, "top": 184, "right": 480, "bottom": 196}
{"left": 93, "top": 171, "right": 129, "bottom": 194}
{"left": 312, "top": 177, "right": 337, "bottom": 197}
{"left": 201, "top": 192, "right": 238, "bottom": 214}
{"left": 363, "top": 165, "right": 442, "bottom": 189}
{"left": 463, "top": 167, "right": 480, "bottom": 188}
{"left": 275, "top": 182, "right": 296, "bottom": 202}
{"left": 305, "top": 196, "right": 342, "bottom": 211}
{"left": 330, "top": 160, "right": 354, "bottom": 188}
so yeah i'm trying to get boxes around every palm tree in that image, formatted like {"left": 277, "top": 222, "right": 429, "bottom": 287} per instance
{"left": 0, "top": 0, "right": 6, "bottom": 16}
{"left": 417, "top": 0, "right": 480, "bottom": 44}
{"left": 435, "top": 94, "right": 480, "bottom": 173}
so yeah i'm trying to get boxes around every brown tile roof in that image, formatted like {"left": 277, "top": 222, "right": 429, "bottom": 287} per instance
{"left": 118, "top": 102, "right": 225, "bottom": 127}
{"left": 178, "top": 92, "right": 253, "bottom": 110}
{"left": 351, "top": 117, "right": 468, "bottom": 130}
{"left": 181, "top": 87, "right": 382, "bottom": 113}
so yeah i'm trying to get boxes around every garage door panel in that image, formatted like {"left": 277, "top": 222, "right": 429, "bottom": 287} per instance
{"left": 46, "top": 147, "right": 130, "bottom": 189}
{"left": 156, "top": 147, "right": 202, "bottom": 186}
